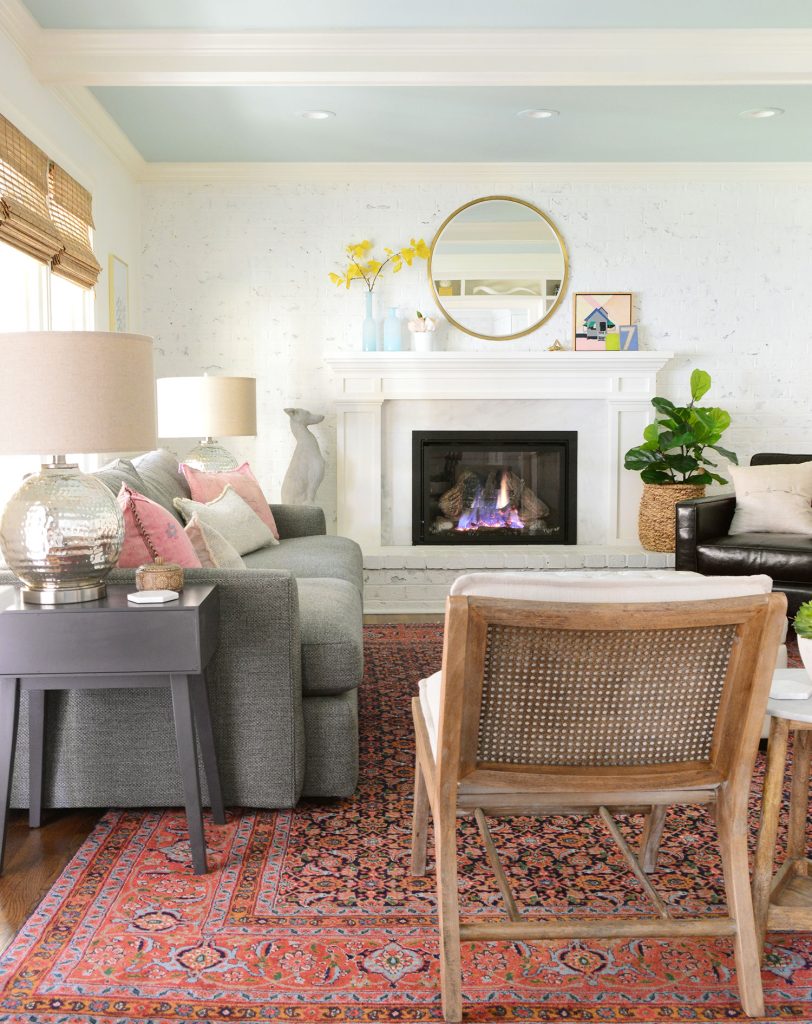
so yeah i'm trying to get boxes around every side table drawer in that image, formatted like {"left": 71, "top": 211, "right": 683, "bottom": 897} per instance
{"left": 0, "top": 586, "right": 219, "bottom": 676}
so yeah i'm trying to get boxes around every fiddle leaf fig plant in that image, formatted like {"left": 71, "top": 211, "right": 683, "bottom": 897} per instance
{"left": 794, "top": 601, "right": 812, "bottom": 640}
{"left": 624, "top": 368, "right": 738, "bottom": 486}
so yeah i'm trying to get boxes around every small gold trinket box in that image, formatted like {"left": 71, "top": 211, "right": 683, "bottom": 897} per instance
{"left": 135, "top": 556, "right": 184, "bottom": 592}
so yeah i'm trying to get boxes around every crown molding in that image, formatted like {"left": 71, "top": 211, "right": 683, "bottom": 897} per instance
{"left": 137, "top": 161, "right": 812, "bottom": 185}
{"left": 0, "top": 0, "right": 146, "bottom": 178}
{"left": 49, "top": 85, "right": 146, "bottom": 178}
{"left": 29, "top": 27, "right": 812, "bottom": 87}
{"left": 0, "top": 0, "right": 38, "bottom": 58}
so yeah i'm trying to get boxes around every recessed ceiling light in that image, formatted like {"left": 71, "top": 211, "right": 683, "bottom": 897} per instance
{"left": 516, "top": 108, "right": 559, "bottom": 120}
{"left": 300, "top": 110, "right": 336, "bottom": 120}
{"left": 739, "top": 107, "right": 784, "bottom": 119}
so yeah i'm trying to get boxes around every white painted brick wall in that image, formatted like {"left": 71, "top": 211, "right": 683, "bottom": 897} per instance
{"left": 140, "top": 178, "right": 812, "bottom": 542}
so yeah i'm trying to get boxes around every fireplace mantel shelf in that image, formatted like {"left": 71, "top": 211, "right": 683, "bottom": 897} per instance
{"left": 326, "top": 350, "right": 673, "bottom": 402}
{"left": 327, "top": 350, "right": 672, "bottom": 370}
{"left": 326, "top": 349, "right": 674, "bottom": 548}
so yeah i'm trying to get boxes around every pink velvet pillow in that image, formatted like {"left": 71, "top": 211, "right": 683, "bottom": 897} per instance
{"left": 181, "top": 462, "right": 279, "bottom": 539}
{"left": 117, "top": 485, "right": 203, "bottom": 569}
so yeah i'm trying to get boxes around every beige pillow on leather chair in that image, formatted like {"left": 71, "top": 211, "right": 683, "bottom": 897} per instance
{"left": 728, "top": 460, "right": 812, "bottom": 536}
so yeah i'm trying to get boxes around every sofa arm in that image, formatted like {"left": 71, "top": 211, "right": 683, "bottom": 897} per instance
{"left": 0, "top": 566, "right": 307, "bottom": 809}
{"left": 270, "top": 504, "right": 326, "bottom": 539}
{"left": 675, "top": 495, "right": 737, "bottom": 572}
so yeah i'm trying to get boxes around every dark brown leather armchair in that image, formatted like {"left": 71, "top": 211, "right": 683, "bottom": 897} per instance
{"left": 675, "top": 453, "right": 812, "bottom": 616}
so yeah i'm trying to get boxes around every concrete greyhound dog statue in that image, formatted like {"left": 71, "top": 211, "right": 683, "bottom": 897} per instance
{"left": 281, "top": 408, "right": 325, "bottom": 505}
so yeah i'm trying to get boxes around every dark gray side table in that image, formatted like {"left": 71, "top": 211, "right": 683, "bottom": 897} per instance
{"left": 0, "top": 584, "right": 224, "bottom": 875}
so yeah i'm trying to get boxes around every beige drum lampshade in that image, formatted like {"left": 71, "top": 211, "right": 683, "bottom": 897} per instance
{"left": 157, "top": 376, "right": 257, "bottom": 439}
{"left": 0, "top": 331, "right": 157, "bottom": 455}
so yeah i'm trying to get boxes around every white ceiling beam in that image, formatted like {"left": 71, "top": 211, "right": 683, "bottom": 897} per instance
{"left": 29, "top": 29, "right": 812, "bottom": 87}
{"left": 137, "top": 161, "right": 812, "bottom": 185}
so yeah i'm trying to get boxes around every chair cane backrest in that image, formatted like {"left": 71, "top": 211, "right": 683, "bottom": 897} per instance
{"left": 477, "top": 619, "right": 737, "bottom": 768}
{"left": 437, "top": 594, "right": 786, "bottom": 795}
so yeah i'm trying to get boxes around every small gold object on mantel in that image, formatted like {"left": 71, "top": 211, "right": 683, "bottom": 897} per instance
{"left": 547, "top": 339, "right": 566, "bottom": 351}
{"left": 135, "top": 556, "right": 184, "bottom": 593}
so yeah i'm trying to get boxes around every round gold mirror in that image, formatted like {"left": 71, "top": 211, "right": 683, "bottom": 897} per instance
{"left": 428, "top": 196, "right": 568, "bottom": 341}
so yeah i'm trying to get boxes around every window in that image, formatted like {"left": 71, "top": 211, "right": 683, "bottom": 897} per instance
{"left": 0, "top": 240, "right": 95, "bottom": 511}
{"left": 0, "top": 114, "right": 100, "bottom": 513}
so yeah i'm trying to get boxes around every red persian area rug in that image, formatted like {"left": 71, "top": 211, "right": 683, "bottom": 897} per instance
{"left": 0, "top": 625, "right": 810, "bottom": 1023}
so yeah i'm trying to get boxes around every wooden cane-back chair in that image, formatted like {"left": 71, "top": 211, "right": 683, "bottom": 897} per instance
{"left": 411, "top": 593, "right": 786, "bottom": 1021}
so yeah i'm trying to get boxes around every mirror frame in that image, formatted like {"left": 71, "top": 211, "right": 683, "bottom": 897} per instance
{"left": 427, "top": 195, "right": 569, "bottom": 342}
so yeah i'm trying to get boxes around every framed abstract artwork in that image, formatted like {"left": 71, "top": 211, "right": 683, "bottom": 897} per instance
{"left": 109, "top": 254, "right": 129, "bottom": 332}
{"left": 573, "top": 292, "right": 632, "bottom": 351}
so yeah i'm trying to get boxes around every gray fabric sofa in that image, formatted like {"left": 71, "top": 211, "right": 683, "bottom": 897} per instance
{"left": 4, "top": 450, "right": 363, "bottom": 811}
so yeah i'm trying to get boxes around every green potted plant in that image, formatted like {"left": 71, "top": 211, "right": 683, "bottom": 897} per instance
{"left": 795, "top": 601, "right": 812, "bottom": 679}
{"left": 623, "top": 369, "right": 737, "bottom": 552}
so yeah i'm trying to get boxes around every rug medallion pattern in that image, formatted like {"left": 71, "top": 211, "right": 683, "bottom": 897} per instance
{"left": 0, "top": 624, "right": 810, "bottom": 1022}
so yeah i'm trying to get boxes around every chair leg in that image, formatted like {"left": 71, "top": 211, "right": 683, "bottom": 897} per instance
{"left": 718, "top": 803, "right": 766, "bottom": 1018}
{"left": 639, "top": 805, "right": 667, "bottom": 873}
{"left": 411, "top": 751, "right": 430, "bottom": 876}
{"left": 786, "top": 729, "right": 811, "bottom": 869}
{"left": 434, "top": 810, "right": 463, "bottom": 1023}
{"left": 752, "top": 717, "right": 789, "bottom": 953}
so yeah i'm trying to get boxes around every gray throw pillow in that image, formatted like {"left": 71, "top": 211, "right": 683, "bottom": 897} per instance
{"left": 93, "top": 457, "right": 146, "bottom": 497}
{"left": 131, "top": 448, "right": 190, "bottom": 522}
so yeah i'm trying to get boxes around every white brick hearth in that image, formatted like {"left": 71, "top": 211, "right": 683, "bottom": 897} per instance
{"left": 363, "top": 545, "right": 675, "bottom": 613}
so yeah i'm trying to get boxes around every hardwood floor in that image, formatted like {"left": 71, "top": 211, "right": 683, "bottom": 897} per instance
{"left": 0, "top": 612, "right": 436, "bottom": 955}
{"left": 0, "top": 809, "right": 101, "bottom": 954}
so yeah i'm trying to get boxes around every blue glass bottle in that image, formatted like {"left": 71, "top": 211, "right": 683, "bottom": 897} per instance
{"left": 362, "top": 291, "right": 377, "bottom": 351}
{"left": 383, "top": 307, "right": 402, "bottom": 352}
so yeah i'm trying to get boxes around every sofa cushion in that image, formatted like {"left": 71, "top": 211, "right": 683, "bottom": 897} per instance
{"left": 131, "top": 449, "right": 190, "bottom": 522}
{"left": 297, "top": 578, "right": 363, "bottom": 696}
{"left": 697, "top": 534, "right": 812, "bottom": 585}
{"left": 243, "top": 535, "right": 363, "bottom": 594}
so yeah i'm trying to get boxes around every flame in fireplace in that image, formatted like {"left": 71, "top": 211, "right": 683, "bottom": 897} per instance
{"left": 456, "top": 471, "right": 525, "bottom": 531}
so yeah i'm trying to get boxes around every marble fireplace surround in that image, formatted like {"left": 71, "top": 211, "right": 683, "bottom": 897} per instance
{"left": 326, "top": 351, "right": 674, "bottom": 552}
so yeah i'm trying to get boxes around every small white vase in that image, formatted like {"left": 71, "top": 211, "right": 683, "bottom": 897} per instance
{"left": 799, "top": 636, "right": 812, "bottom": 681}
{"left": 410, "top": 331, "right": 434, "bottom": 353}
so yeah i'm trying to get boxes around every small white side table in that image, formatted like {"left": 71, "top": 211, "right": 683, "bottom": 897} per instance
{"left": 753, "top": 668, "right": 812, "bottom": 949}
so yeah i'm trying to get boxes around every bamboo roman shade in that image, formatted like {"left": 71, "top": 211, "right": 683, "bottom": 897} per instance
{"left": 47, "top": 162, "right": 102, "bottom": 288}
{"left": 0, "top": 113, "right": 101, "bottom": 288}
{"left": 0, "top": 113, "right": 63, "bottom": 265}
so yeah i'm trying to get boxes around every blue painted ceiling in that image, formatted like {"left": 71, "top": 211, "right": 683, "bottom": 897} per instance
{"left": 16, "top": 1, "right": 812, "bottom": 162}
{"left": 90, "top": 85, "right": 812, "bottom": 162}
{"left": 20, "top": 0, "right": 812, "bottom": 29}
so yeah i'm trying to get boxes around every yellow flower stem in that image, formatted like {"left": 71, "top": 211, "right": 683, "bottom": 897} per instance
{"left": 348, "top": 254, "right": 373, "bottom": 290}
{"left": 368, "top": 253, "right": 396, "bottom": 291}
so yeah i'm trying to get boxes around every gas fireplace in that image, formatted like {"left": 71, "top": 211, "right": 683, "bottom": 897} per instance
{"left": 412, "top": 431, "right": 577, "bottom": 545}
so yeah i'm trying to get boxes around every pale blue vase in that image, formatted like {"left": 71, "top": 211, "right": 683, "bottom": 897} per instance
{"left": 383, "top": 307, "right": 402, "bottom": 352}
{"left": 362, "top": 291, "right": 377, "bottom": 351}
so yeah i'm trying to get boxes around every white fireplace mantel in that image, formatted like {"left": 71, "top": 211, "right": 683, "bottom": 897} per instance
{"left": 326, "top": 350, "right": 674, "bottom": 547}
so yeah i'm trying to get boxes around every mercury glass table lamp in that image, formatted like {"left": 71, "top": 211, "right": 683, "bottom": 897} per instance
{"left": 0, "top": 331, "right": 156, "bottom": 605}
{"left": 157, "top": 375, "right": 257, "bottom": 472}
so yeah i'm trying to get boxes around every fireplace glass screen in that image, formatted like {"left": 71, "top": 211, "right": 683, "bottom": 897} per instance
{"left": 412, "top": 431, "right": 576, "bottom": 545}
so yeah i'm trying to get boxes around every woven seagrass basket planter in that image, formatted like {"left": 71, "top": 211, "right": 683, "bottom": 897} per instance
{"left": 638, "top": 483, "right": 705, "bottom": 553}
